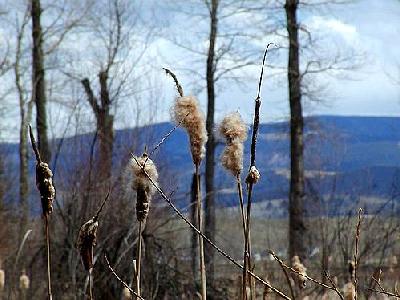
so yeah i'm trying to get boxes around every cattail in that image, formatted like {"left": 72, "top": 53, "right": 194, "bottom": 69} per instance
{"left": 219, "top": 112, "right": 248, "bottom": 176}
{"left": 343, "top": 281, "right": 355, "bottom": 300}
{"left": 246, "top": 166, "right": 260, "bottom": 184}
{"left": 172, "top": 96, "right": 207, "bottom": 166}
{"left": 0, "top": 268, "right": 4, "bottom": 291}
{"left": 129, "top": 153, "right": 159, "bottom": 222}
{"left": 36, "top": 162, "right": 56, "bottom": 215}
{"left": 19, "top": 270, "right": 29, "bottom": 290}
{"left": 76, "top": 218, "right": 99, "bottom": 271}
{"left": 292, "top": 256, "right": 307, "bottom": 289}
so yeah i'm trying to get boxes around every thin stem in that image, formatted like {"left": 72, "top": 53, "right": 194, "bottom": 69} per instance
{"left": 354, "top": 208, "right": 363, "bottom": 300}
{"left": 236, "top": 174, "right": 247, "bottom": 300}
{"left": 163, "top": 68, "right": 184, "bottom": 97}
{"left": 131, "top": 156, "right": 290, "bottom": 300}
{"left": 104, "top": 255, "right": 144, "bottom": 300}
{"left": 89, "top": 268, "right": 93, "bottom": 300}
{"left": 196, "top": 164, "right": 207, "bottom": 300}
{"left": 136, "top": 221, "right": 143, "bottom": 300}
{"left": 44, "top": 214, "right": 52, "bottom": 300}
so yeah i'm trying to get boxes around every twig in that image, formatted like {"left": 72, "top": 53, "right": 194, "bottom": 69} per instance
{"left": 273, "top": 253, "right": 296, "bottom": 300}
{"left": 354, "top": 208, "right": 363, "bottom": 299}
{"left": 163, "top": 68, "right": 184, "bottom": 97}
{"left": 104, "top": 254, "right": 144, "bottom": 300}
{"left": 269, "top": 250, "right": 340, "bottom": 294}
{"left": 131, "top": 156, "right": 290, "bottom": 300}
{"left": 324, "top": 270, "right": 344, "bottom": 300}
{"left": 93, "top": 190, "right": 111, "bottom": 222}
{"left": 28, "top": 124, "right": 41, "bottom": 163}
{"left": 147, "top": 112, "right": 190, "bottom": 159}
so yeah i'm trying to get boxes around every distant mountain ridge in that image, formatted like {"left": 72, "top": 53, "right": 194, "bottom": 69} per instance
{"left": 1, "top": 115, "right": 400, "bottom": 216}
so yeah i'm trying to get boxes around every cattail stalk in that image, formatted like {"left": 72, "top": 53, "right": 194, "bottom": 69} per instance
{"left": 195, "top": 164, "right": 207, "bottom": 300}
{"left": 130, "top": 154, "right": 158, "bottom": 300}
{"left": 135, "top": 222, "right": 142, "bottom": 300}
{"left": 29, "top": 124, "right": 54, "bottom": 300}
{"left": 168, "top": 69, "right": 207, "bottom": 300}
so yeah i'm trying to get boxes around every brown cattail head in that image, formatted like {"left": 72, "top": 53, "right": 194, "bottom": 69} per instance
{"left": 19, "top": 270, "right": 29, "bottom": 290}
{"left": 219, "top": 112, "right": 248, "bottom": 176}
{"left": 246, "top": 166, "right": 260, "bottom": 184}
{"left": 0, "top": 268, "right": 4, "bottom": 291}
{"left": 292, "top": 255, "right": 307, "bottom": 289}
{"left": 76, "top": 218, "right": 99, "bottom": 271}
{"left": 36, "top": 162, "right": 55, "bottom": 216}
{"left": 172, "top": 96, "right": 207, "bottom": 166}
{"left": 129, "top": 153, "right": 159, "bottom": 222}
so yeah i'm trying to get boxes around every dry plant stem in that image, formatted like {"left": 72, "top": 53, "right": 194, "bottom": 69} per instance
{"left": 44, "top": 214, "right": 52, "bottom": 300}
{"left": 131, "top": 156, "right": 290, "bottom": 300}
{"left": 163, "top": 68, "right": 184, "bottom": 97}
{"left": 236, "top": 174, "right": 248, "bottom": 300}
{"left": 324, "top": 271, "right": 344, "bottom": 300}
{"left": 354, "top": 208, "right": 363, "bottom": 300}
{"left": 104, "top": 255, "right": 144, "bottom": 300}
{"left": 89, "top": 268, "right": 93, "bottom": 300}
{"left": 269, "top": 250, "right": 342, "bottom": 297}
{"left": 368, "top": 277, "right": 400, "bottom": 299}
{"left": 195, "top": 164, "right": 207, "bottom": 300}
{"left": 136, "top": 221, "right": 143, "bottom": 300}
{"left": 275, "top": 255, "right": 296, "bottom": 300}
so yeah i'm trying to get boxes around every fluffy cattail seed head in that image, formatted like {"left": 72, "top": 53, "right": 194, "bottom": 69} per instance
{"left": 219, "top": 112, "right": 248, "bottom": 176}
{"left": 36, "top": 162, "right": 55, "bottom": 216}
{"left": 172, "top": 96, "right": 207, "bottom": 166}
{"left": 129, "top": 153, "right": 159, "bottom": 222}
{"left": 292, "top": 256, "right": 307, "bottom": 289}
{"left": 219, "top": 112, "right": 247, "bottom": 144}
{"left": 19, "top": 270, "right": 29, "bottom": 290}
{"left": 76, "top": 218, "right": 99, "bottom": 271}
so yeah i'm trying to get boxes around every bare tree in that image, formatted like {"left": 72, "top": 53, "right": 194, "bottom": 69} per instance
{"left": 31, "top": 0, "right": 50, "bottom": 162}
{"left": 15, "top": 5, "right": 33, "bottom": 239}
{"left": 285, "top": 0, "right": 307, "bottom": 261}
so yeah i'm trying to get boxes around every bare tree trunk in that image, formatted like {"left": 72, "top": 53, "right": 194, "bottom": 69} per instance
{"left": 205, "top": 0, "right": 218, "bottom": 289}
{"left": 81, "top": 71, "right": 114, "bottom": 185}
{"left": 285, "top": 0, "right": 307, "bottom": 261}
{"left": 31, "top": 0, "right": 50, "bottom": 162}
{"left": 190, "top": 173, "right": 198, "bottom": 280}
{"left": 16, "top": 10, "right": 32, "bottom": 239}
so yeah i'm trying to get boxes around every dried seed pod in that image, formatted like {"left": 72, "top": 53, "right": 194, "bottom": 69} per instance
{"left": 348, "top": 260, "right": 355, "bottom": 280}
{"left": 36, "top": 162, "right": 55, "bottom": 216}
{"left": 19, "top": 270, "right": 30, "bottom": 290}
{"left": 292, "top": 255, "right": 307, "bottom": 289}
{"left": 76, "top": 218, "right": 99, "bottom": 271}
{"left": 129, "top": 153, "right": 159, "bottom": 222}
{"left": 172, "top": 96, "right": 207, "bottom": 165}
{"left": 246, "top": 166, "right": 260, "bottom": 184}
{"left": 219, "top": 112, "right": 248, "bottom": 176}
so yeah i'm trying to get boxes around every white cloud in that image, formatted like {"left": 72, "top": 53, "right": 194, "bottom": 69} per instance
{"left": 307, "top": 16, "right": 359, "bottom": 44}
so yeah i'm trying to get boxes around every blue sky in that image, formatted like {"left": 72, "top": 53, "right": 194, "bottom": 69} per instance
{"left": 143, "top": 0, "right": 400, "bottom": 127}
{"left": 1, "top": 0, "right": 399, "bottom": 141}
